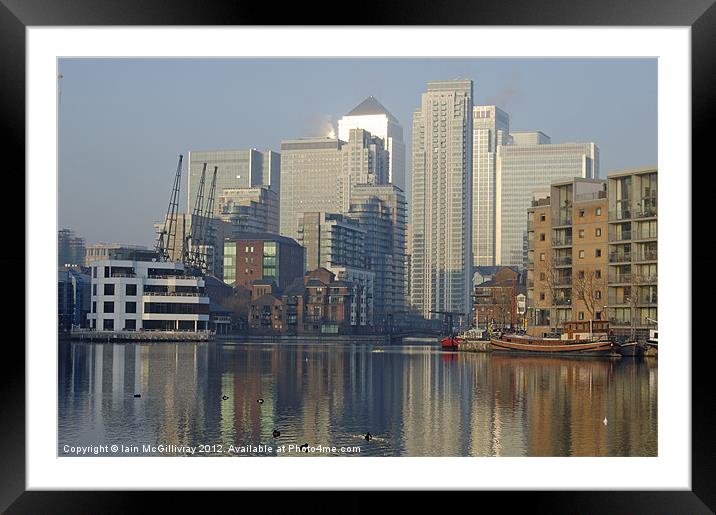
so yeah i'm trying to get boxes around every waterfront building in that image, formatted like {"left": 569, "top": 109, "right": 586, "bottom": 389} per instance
{"left": 472, "top": 266, "right": 524, "bottom": 330}
{"left": 496, "top": 138, "right": 599, "bottom": 267}
{"left": 58, "top": 268, "right": 91, "bottom": 332}
{"left": 296, "top": 212, "right": 366, "bottom": 271}
{"left": 85, "top": 243, "right": 158, "bottom": 266}
{"left": 472, "top": 106, "right": 511, "bottom": 268}
{"left": 348, "top": 184, "right": 407, "bottom": 327}
{"left": 223, "top": 232, "right": 304, "bottom": 290}
{"left": 86, "top": 259, "right": 209, "bottom": 332}
{"left": 526, "top": 177, "right": 608, "bottom": 336}
{"left": 606, "top": 167, "right": 658, "bottom": 339}
{"left": 338, "top": 96, "right": 406, "bottom": 191}
{"left": 58, "top": 228, "right": 86, "bottom": 268}
{"left": 410, "top": 79, "right": 473, "bottom": 319}
{"left": 217, "top": 186, "right": 280, "bottom": 235}
{"left": 188, "top": 149, "right": 280, "bottom": 217}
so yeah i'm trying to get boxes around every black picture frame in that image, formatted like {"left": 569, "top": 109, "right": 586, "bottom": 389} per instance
{"left": 3, "top": 0, "right": 713, "bottom": 511}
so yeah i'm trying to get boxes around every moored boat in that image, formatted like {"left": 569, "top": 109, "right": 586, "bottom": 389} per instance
{"left": 644, "top": 322, "right": 658, "bottom": 358}
{"left": 440, "top": 336, "right": 460, "bottom": 350}
{"left": 489, "top": 333, "right": 618, "bottom": 357}
{"left": 617, "top": 340, "right": 644, "bottom": 357}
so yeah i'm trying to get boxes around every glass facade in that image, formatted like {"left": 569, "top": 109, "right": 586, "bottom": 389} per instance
{"left": 223, "top": 241, "right": 236, "bottom": 285}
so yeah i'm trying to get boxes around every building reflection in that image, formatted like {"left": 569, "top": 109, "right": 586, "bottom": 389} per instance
{"left": 58, "top": 342, "right": 657, "bottom": 457}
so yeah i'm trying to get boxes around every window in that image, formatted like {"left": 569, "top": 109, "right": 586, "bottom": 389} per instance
{"left": 92, "top": 284, "right": 97, "bottom": 296}
{"left": 103, "top": 301, "right": 114, "bottom": 313}
{"left": 540, "top": 253, "right": 545, "bottom": 262}
{"left": 539, "top": 292, "right": 545, "bottom": 300}
{"left": 540, "top": 214, "right": 546, "bottom": 222}
{"left": 92, "top": 301, "right": 96, "bottom": 313}
{"left": 596, "top": 311, "right": 602, "bottom": 320}
{"left": 595, "top": 249, "right": 602, "bottom": 257}
{"left": 578, "top": 229, "right": 585, "bottom": 238}
{"left": 103, "top": 319, "right": 114, "bottom": 331}
{"left": 126, "top": 301, "right": 137, "bottom": 313}
{"left": 126, "top": 283, "right": 137, "bottom": 296}
{"left": 125, "top": 319, "right": 136, "bottom": 331}
{"left": 104, "top": 283, "right": 115, "bottom": 295}
{"left": 578, "top": 271, "right": 585, "bottom": 279}
{"left": 540, "top": 272, "right": 545, "bottom": 280}
{"left": 539, "top": 233, "right": 545, "bottom": 241}
{"left": 104, "top": 266, "right": 110, "bottom": 278}
{"left": 579, "top": 250, "right": 585, "bottom": 259}
{"left": 596, "top": 207, "right": 602, "bottom": 216}
{"left": 578, "top": 312, "right": 585, "bottom": 320}
{"left": 579, "top": 209, "right": 585, "bottom": 217}
{"left": 596, "top": 228, "right": 602, "bottom": 237}
{"left": 595, "top": 290, "right": 602, "bottom": 299}
{"left": 93, "top": 267, "right": 97, "bottom": 278}
{"left": 595, "top": 270, "right": 602, "bottom": 279}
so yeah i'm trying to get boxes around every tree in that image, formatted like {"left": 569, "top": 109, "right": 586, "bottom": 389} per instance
{"left": 573, "top": 270, "right": 606, "bottom": 323}
{"left": 539, "top": 253, "right": 561, "bottom": 331}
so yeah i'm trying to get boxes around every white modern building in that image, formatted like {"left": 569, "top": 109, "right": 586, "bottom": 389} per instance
{"left": 472, "top": 105, "right": 511, "bottom": 268}
{"left": 338, "top": 96, "right": 406, "bottom": 191}
{"left": 496, "top": 137, "right": 599, "bottom": 267}
{"left": 410, "top": 79, "right": 473, "bottom": 318}
{"left": 87, "top": 259, "right": 210, "bottom": 332}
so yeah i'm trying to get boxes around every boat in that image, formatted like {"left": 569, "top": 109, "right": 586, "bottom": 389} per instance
{"left": 644, "top": 324, "right": 658, "bottom": 358}
{"left": 489, "top": 330, "right": 618, "bottom": 357}
{"left": 440, "top": 336, "right": 460, "bottom": 350}
{"left": 617, "top": 339, "right": 644, "bottom": 357}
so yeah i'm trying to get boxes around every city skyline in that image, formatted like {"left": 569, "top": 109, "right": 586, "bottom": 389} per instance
{"left": 58, "top": 58, "right": 657, "bottom": 247}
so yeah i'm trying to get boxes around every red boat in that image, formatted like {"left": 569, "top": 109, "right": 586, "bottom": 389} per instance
{"left": 440, "top": 336, "right": 460, "bottom": 350}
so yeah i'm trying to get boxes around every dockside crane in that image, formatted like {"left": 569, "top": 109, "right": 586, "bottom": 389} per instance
{"left": 155, "top": 155, "right": 183, "bottom": 262}
{"left": 198, "top": 166, "right": 219, "bottom": 273}
{"left": 187, "top": 163, "right": 208, "bottom": 270}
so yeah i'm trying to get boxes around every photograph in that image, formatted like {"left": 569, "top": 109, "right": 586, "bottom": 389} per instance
{"left": 56, "top": 57, "right": 658, "bottom": 458}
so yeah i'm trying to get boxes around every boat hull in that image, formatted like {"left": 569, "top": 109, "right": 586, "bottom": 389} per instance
{"left": 617, "top": 341, "right": 644, "bottom": 357}
{"left": 489, "top": 336, "right": 618, "bottom": 357}
{"left": 440, "top": 337, "right": 459, "bottom": 350}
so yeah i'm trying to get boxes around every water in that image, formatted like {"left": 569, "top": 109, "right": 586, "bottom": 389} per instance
{"left": 58, "top": 340, "right": 657, "bottom": 457}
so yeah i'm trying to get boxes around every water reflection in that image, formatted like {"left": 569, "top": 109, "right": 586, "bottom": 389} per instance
{"left": 58, "top": 342, "right": 657, "bottom": 457}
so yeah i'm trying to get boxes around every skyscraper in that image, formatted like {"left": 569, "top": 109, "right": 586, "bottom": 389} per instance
{"left": 58, "top": 228, "right": 86, "bottom": 268}
{"left": 472, "top": 105, "right": 511, "bottom": 268}
{"left": 496, "top": 138, "right": 599, "bottom": 267}
{"left": 187, "top": 149, "right": 280, "bottom": 218}
{"left": 410, "top": 79, "right": 473, "bottom": 318}
{"left": 338, "top": 96, "right": 406, "bottom": 191}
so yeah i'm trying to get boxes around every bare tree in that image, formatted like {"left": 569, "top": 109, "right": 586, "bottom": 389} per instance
{"left": 539, "top": 254, "right": 561, "bottom": 331}
{"left": 573, "top": 270, "right": 606, "bottom": 322}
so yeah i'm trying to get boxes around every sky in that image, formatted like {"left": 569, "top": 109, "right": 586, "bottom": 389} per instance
{"left": 58, "top": 58, "right": 657, "bottom": 247}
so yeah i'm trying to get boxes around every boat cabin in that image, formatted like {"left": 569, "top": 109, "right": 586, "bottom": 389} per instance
{"left": 561, "top": 321, "right": 609, "bottom": 341}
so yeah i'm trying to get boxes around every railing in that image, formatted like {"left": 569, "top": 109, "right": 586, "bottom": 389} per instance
{"left": 147, "top": 274, "right": 202, "bottom": 280}
{"left": 609, "top": 273, "right": 631, "bottom": 284}
{"left": 555, "top": 277, "right": 572, "bottom": 286}
{"left": 143, "top": 291, "right": 204, "bottom": 297}
{"left": 553, "top": 297, "right": 572, "bottom": 306}
{"left": 609, "top": 207, "right": 632, "bottom": 221}
{"left": 110, "top": 272, "right": 136, "bottom": 278}
{"left": 610, "top": 231, "right": 631, "bottom": 242}
{"left": 634, "top": 206, "right": 658, "bottom": 219}
{"left": 635, "top": 274, "right": 658, "bottom": 283}
{"left": 575, "top": 190, "right": 607, "bottom": 201}
{"left": 554, "top": 256, "right": 572, "bottom": 266}
{"left": 552, "top": 236, "right": 573, "bottom": 247}
{"left": 527, "top": 221, "right": 535, "bottom": 231}
{"left": 608, "top": 252, "right": 631, "bottom": 263}
{"left": 634, "top": 250, "right": 658, "bottom": 262}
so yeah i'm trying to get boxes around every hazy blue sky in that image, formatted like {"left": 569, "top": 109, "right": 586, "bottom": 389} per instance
{"left": 58, "top": 58, "right": 657, "bottom": 247}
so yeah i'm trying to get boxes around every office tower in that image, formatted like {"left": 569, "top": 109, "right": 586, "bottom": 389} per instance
{"left": 472, "top": 106, "right": 511, "bottom": 268}
{"left": 496, "top": 139, "right": 599, "bottom": 267}
{"left": 338, "top": 96, "right": 406, "bottom": 191}
{"left": 279, "top": 138, "right": 344, "bottom": 240}
{"left": 280, "top": 131, "right": 389, "bottom": 240}
{"left": 606, "top": 167, "right": 657, "bottom": 340}
{"left": 348, "top": 184, "right": 407, "bottom": 327}
{"left": 526, "top": 177, "right": 608, "bottom": 336}
{"left": 58, "top": 228, "right": 86, "bottom": 268}
{"left": 187, "top": 149, "right": 280, "bottom": 217}
{"left": 410, "top": 79, "right": 473, "bottom": 318}
{"left": 217, "top": 186, "right": 280, "bottom": 235}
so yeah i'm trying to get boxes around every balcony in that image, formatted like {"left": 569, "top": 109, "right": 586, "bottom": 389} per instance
{"left": 554, "top": 211, "right": 572, "bottom": 227}
{"left": 608, "top": 272, "right": 631, "bottom": 284}
{"left": 634, "top": 250, "right": 658, "bottom": 262}
{"left": 609, "top": 207, "right": 632, "bottom": 221}
{"left": 608, "top": 252, "right": 632, "bottom": 264}
{"left": 552, "top": 236, "right": 573, "bottom": 248}
{"left": 609, "top": 231, "right": 631, "bottom": 242}
{"left": 635, "top": 273, "right": 658, "bottom": 284}
{"left": 553, "top": 297, "right": 572, "bottom": 306}
{"left": 634, "top": 198, "right": 657, "bottom": 219}
{"left": 555, "top": 277, "right": 572, "bottom": 287}
{"left": 554, "top": 256, "right": 572, "bottom": 267}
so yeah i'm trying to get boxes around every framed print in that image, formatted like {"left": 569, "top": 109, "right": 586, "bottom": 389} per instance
{"left": 3, "top": 0, "right": 715, "bottom": 512}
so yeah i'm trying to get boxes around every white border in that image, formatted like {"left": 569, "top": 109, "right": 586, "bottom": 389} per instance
{"left": 28, "top": 27, "right": 690, "bottom": 490}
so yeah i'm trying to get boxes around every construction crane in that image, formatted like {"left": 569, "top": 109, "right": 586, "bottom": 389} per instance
{"left": 187, "top": 163, "right": 208, "bottom": 270}
{"left": 198, "top": 166, "right": 219, "bottom": 274}
{"left": 429, "top": 310, "right": 466, "bottom": 337}
{"left": 155, "top": 155, "right": 183, "bottom": 262}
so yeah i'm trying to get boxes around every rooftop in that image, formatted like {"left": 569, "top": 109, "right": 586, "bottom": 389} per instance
{"left": 345, "top": 96, "right": 399, "bottom": 124}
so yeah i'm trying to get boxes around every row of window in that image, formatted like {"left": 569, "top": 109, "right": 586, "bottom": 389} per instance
{"left": 93, "top": 301, "right": 136, "bottom": 314}
{"left": 93, "top": 283, "right": 137, "bottom": 296}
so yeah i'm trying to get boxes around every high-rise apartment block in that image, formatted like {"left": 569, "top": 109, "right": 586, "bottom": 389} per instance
{"left": 410, "top": 79, "right": 473, "bottom": 318}
{"left": 188, "top": 149, "right": 280, "bottom": 218}
{"left": 338, "top": 96, "right": 406, "bottom": 191}
{"left": 496, "top": 139, "right": 599, "bottom": 267}
{"left": 217, "top": 186, "right": 280, "bottom": 235}
{"left": 606, "top": 167, "right": 657, "bottom": 339}
{"left": 472, "top": 106, "right": 510, "bottom": 268}
{"left": 526, "top": 178, "right": 608, "bottom": 336}
{"left": 296, "top": 212, "right": 366, "bottom": 272}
